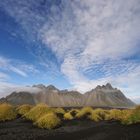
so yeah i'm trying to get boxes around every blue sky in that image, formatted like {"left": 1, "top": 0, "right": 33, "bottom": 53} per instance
{"left": 0, "top": 0, "right": 140, "bottom": 102}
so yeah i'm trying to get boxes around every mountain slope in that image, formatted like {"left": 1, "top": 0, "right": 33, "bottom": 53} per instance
{"left": 0, "top": 92, "right": 35, "bottom": 105}
{"left": 0, "top": 83, "right": 135, "bottom": 108}
{"left": 84, "top": 83, "right": 135, "bottom": 107}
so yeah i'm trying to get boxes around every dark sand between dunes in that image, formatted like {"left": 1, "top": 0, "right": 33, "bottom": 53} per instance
{"left": 0, "top": 118, "right": 140, "bottom": 140}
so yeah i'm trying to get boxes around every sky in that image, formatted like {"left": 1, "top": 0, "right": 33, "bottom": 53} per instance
{"left": 0, "top": 0, "right": 140, "bottom": 102}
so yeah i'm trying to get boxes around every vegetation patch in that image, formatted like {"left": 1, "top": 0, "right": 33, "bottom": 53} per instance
{"left": 89, "top": 109, "right": 109, "bottom": 122}
{"left": 17, "top": 104, "right": 33, "bottom": 116}
{"left": 1, "top": 103, "right": 140, "bottom": 129}
{"left": 64, "top": 112, "right": 74, "bottom": 120}
{"left": 35, "top": 112, "right": 61, "bottom": 129}
{"left": 54, "top": 107, "right": 65, "bottom": 115}
{"left": 0, "top": 103, "right": 17, "bottom": 121}
{"left": 105, "top": 109, "right": 123, "bottom": 121}
{"left": 121, "top": 106, "right": 140, "bottom": 125}
{"left": 24, "top": 104, "right": 53, "bottom": 121}
{"left": 76, "top": 107, "right": 93, "bottom": 119}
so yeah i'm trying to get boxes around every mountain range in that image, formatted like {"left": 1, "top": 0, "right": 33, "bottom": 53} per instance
{"left": 0, "top": 83, "right": 135, "bottom": 108}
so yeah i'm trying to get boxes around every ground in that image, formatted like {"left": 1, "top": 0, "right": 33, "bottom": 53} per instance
{"left": 0, "top": 118, "right": 140, "bottom": 140}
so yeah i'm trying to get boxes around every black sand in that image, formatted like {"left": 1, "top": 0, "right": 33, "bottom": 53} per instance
{"left": 0, "top": 118, "right": 140, "bottom": 140}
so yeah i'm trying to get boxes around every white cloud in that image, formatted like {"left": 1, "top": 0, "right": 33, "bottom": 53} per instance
{"left": 42, "top": 0, "right": 140, "bottom": 98}
{"left": 9, "top": 66, "right": 27, "bottom": 77}
{"left": 0, "top": 82, "right": 17, "bottom": 97}
{"left": 0, "top": 56, "right": 39, "bottom": 77}
{"left": 0, "top": 72, "right": 9, "bottom": 81}
{"left": 0, "top": 81, "right": 41, "bottom": 98}
{"left": 0, "top": 0, "right": 140, "bottom": 99}
{"left": 44, "top": 0, "right": 140, "bottom": 94}
{"left": 132, "top": 97, "right": 140, "bottom": 104}
{"left": 0, "top": 56, "right": 41, "bottom": 97}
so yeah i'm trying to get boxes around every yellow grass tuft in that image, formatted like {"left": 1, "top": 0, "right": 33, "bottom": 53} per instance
{"left": 54, "top": 108, "right": 65, "bottom": 115}
{"left": 105, "top": 109, "right": 123, "bottom": 120}
{"left": 121, "top": 106, "right": 140, "bottom": 125}
{"left": 89, "top": 109, "right": 109, "bottom": 122}
{"left": 35, "top": 112, "right": 61, "bottom": 129}
{"left": 16, "top": 104, "right": 33, "bottom": 116}
{"left": 120, "top": 110, "right": 133, "bottom": 124}
{"left": 105, "top": 109, "right": 132, "bottom": 122}
{"left": 24, "top": 104, "right": 53, "bottom": 121}
{"left": 76, "top": 107, "right": 93, "bottom": 119}
{"left": 64, "top": 112, "right": 74, "bottom": 120}
{"left": 0, "top": 103, "right": 17, "bottom": 121}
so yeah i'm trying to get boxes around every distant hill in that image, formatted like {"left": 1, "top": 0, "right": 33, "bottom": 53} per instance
{"left": 0, "top": 83, "right": 135, "bottom": 108}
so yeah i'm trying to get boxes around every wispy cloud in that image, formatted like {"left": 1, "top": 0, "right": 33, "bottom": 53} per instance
{"left": 0, "top": 72, "right": 9, "bottom": 81}
{"left": 0, "top": 81, "right": 41, "bottom": 98}
{"left": 0, "top": 0, "right": 140, "bottom": 99}
{"left": 0, "top": 56, "right": 41, "bottom": 97}
{"left": 0, "top": 56, "right": 39, "bottom": 77}
{"left": 9, "top": 66, "right": 27, "bottom": 77}
{"left": 39, "top": 0, "right": 140, "bottom": 92}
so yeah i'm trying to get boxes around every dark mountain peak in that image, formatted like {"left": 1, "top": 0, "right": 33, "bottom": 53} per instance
{"left": 33, "top": 84, "right": 58, "bottom": 91}
{"left": 95, "top": 83, "right": 113, "bottom": 90}
{"left": 46, "top": 85, "right": 58, "bottom": 91}
{"left": 95, "top": 85, "right": 102, "bottom": 90}
{"left": 33, "top": 84, "right": 46, "bottom": 89}
{"left": 60, "top": 89, "right": 69, "bottom": 93}
{"left": 105, "top": 83, "right": 113, "bottom": 89}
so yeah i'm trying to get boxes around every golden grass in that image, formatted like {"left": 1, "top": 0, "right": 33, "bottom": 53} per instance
{"left": 76, "top": 107, "right": 93, "bottom": 119}
{"left": 121, "top": 106, "right": 140, "bottom": 125}
{"left": 64, "top": 112, "right": 74, "bottom": 120}
{"left": 104, "top": 109, "right": 134, "bottom": 124}
{"left": 24, "top": 104, "right": 53, "bottom": 121}
{"left": 120, "top": 110, "right": 133, "bottom": 124}
{"left": 1, "top": 102, "right": 140, "bottom": 127}
{"left": 0, "top": 103, "right": 17, "bottom": 121}
{"left": 35, "top": 112, "right": 61, "bottom": 129}
{"left": 54, "top": 108, "right": 65, "bottom": 115}
{"left": 16, "top": 104, "right": 33, "bottom": 116}
{"left": 105, "top": 109, "right": 123, "bottom": 120}
{"left": 89, "top": 109, "right": 110, "bottom": 122}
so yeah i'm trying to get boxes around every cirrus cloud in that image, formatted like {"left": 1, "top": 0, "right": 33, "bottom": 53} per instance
{"left": 0, "top": 0, "right": 140, "bottom": 101}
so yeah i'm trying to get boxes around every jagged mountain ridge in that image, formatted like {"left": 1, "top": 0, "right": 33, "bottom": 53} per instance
{"left": 0, "top": 83, "right": 135, "bottom": 107}
{"left": 84, "top": 83, "right": 135, "bottom": 107}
